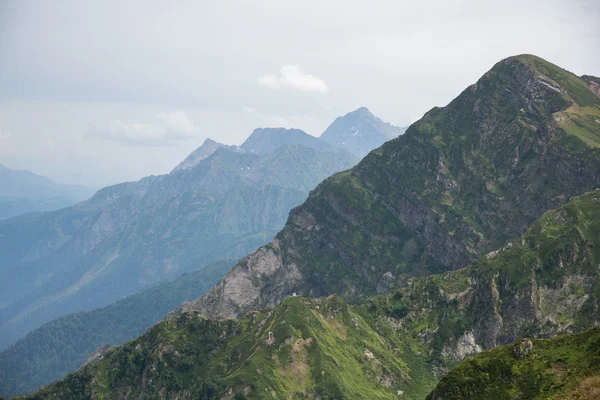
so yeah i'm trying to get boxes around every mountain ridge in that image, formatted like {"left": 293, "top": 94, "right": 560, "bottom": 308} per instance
{"left": 0, "top": 164, "right": 95, "bottom": 219}
{"left": 172, "top": 54, "right": 600, "bottom": 323}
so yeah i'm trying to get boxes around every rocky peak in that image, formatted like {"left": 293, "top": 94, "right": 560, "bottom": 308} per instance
{"left": 240, "top": 127, "right": 329, "bottom": 155}
{"left": 320, "top": 107, "right": 406, "bottom": 158}
{"left": 172, "top": 138, "right": 238, "bottom": 172}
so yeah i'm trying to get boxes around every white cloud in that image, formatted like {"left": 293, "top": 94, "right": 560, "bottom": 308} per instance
{"left": 157, "top": 110, "right": 196, "bottom": 134}
{"left": 242, "top": 105, "right": 293, "bottom": 128}
{"left": 91, "top": 110, "right": 201, "bottom": 146}
{"left": 257, "top": 65, "right": 328, "bottom": 93}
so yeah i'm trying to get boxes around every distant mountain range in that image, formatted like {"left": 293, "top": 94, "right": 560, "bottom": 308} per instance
{"left": 0, "top": 107, "right": 398, "bottom": 354}
{"left": 0, "top": 165, "right": 95, "bottom": 219}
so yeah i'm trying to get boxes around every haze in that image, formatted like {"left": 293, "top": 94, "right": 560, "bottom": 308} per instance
{"left": 0, "top": 0, "right": 598, "bottom": 186}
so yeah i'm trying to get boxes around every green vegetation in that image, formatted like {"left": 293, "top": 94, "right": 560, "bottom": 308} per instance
{"left": 23, "top": 296, "right": 436, "bottom": 400}
{"left": 0, "top": 260, "right": 235, "bottom": 398}
{"left": 427, "top": 327, "right": 600, "bottom": 400}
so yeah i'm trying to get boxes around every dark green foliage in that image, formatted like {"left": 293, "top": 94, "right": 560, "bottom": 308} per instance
{"left": 0, "top": 260, "right": 235, "bottom": 398}
{"left": 427, "top": 327, "right": 600, "bottom": 400}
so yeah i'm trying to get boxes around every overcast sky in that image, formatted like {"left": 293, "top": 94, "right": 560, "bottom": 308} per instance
{"left": 0, "top": 0, "right": 598, "bottom": 187}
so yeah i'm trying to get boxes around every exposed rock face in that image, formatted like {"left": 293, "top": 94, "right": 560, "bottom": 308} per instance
{"left": 512, "top": 339, "right": 533, "bottom": 360}
{"left": 441, "top": 332, "right": 482, "bottom": 361}
{"left": 169, "top": 240, "right": 304, "bottom": 320}
{"left": 18, "top": 189, "right": 600, "bottom": 400}
{"left": 582, "top": 75, "right": 600, "bottom": 98}
{"left": 80, "top": 344, "right": 113, "bottom": 368}
{"left": 179, "top": 55, "right": 600, "bottom": 321}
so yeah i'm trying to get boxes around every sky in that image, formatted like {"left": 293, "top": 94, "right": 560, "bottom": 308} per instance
{"left": 0, "top": 0, "right": 599, "bottom": 187}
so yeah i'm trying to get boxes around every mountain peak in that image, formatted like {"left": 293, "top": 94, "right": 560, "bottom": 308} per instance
{"left": 320, "top": 107, "right": 406, "bottom": 158}
{"left": 350, "top": 106, "right": 371, "bottom": 115}
{"left": 172, "top": 138, "right": 236, "bottom": 172}
{"left": 240, "top": 127, "right": 329, "bottom": 155}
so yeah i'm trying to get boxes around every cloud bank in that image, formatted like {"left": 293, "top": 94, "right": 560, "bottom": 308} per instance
{"left": 91, "top": 111, "right": 201, "bottom": 146}
{"left": 257, "top": 65, "right": 328, "bottom": 93}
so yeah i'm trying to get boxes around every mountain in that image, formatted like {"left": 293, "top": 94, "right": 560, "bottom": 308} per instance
{"left": 0, "top": 260, "right": 235, "bottom": 398}
{"left": 319, "top": 107, "right": 406, "bottom": 158}
{"left": 173, "top": 55, "right": 600, "bottom": 322}
{"left": 0, "top": 164, "right": 95, "bottom": 219}
{"left": 15, "top": 54, "right": 600, "bottom": 399}
{"left": 427, "top": 327, "right": 600, "bottom": 400}
{"left": 22, "top": 295, "right": 435, "bottom": 400}
{"left": 172, "top": 138, "right": 239, "bottom": 172}
{"left": 241, "top": 128, "right": 331, "bottom": 155}
{"left": 23, "top": 187, "right": 600, "bottom": 399}
{"left": 0, "top": 128, "right": 359, "bottom": 351}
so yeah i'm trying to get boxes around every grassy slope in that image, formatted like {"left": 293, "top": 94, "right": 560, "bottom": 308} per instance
{"left": 427, "top": 327, "right": 600, "bottom": 400}
{"left": 23, "top": 296, "right": 435, "bottom": 400}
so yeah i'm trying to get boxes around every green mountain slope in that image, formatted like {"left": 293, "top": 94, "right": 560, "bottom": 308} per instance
{"left": 0, "top": 260, "right": 235, "bottom": 398}
{"left": 24, "top": 189, "right": 600, "bottom": 399}
{"left": 175, "top": 55, "right": 600, "bottom": 321}
{"left": 22, "top": 296, "right": 436, "bottom": 400}
{"left": 427, "top": 327, "right": 600, "bottom": 400}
